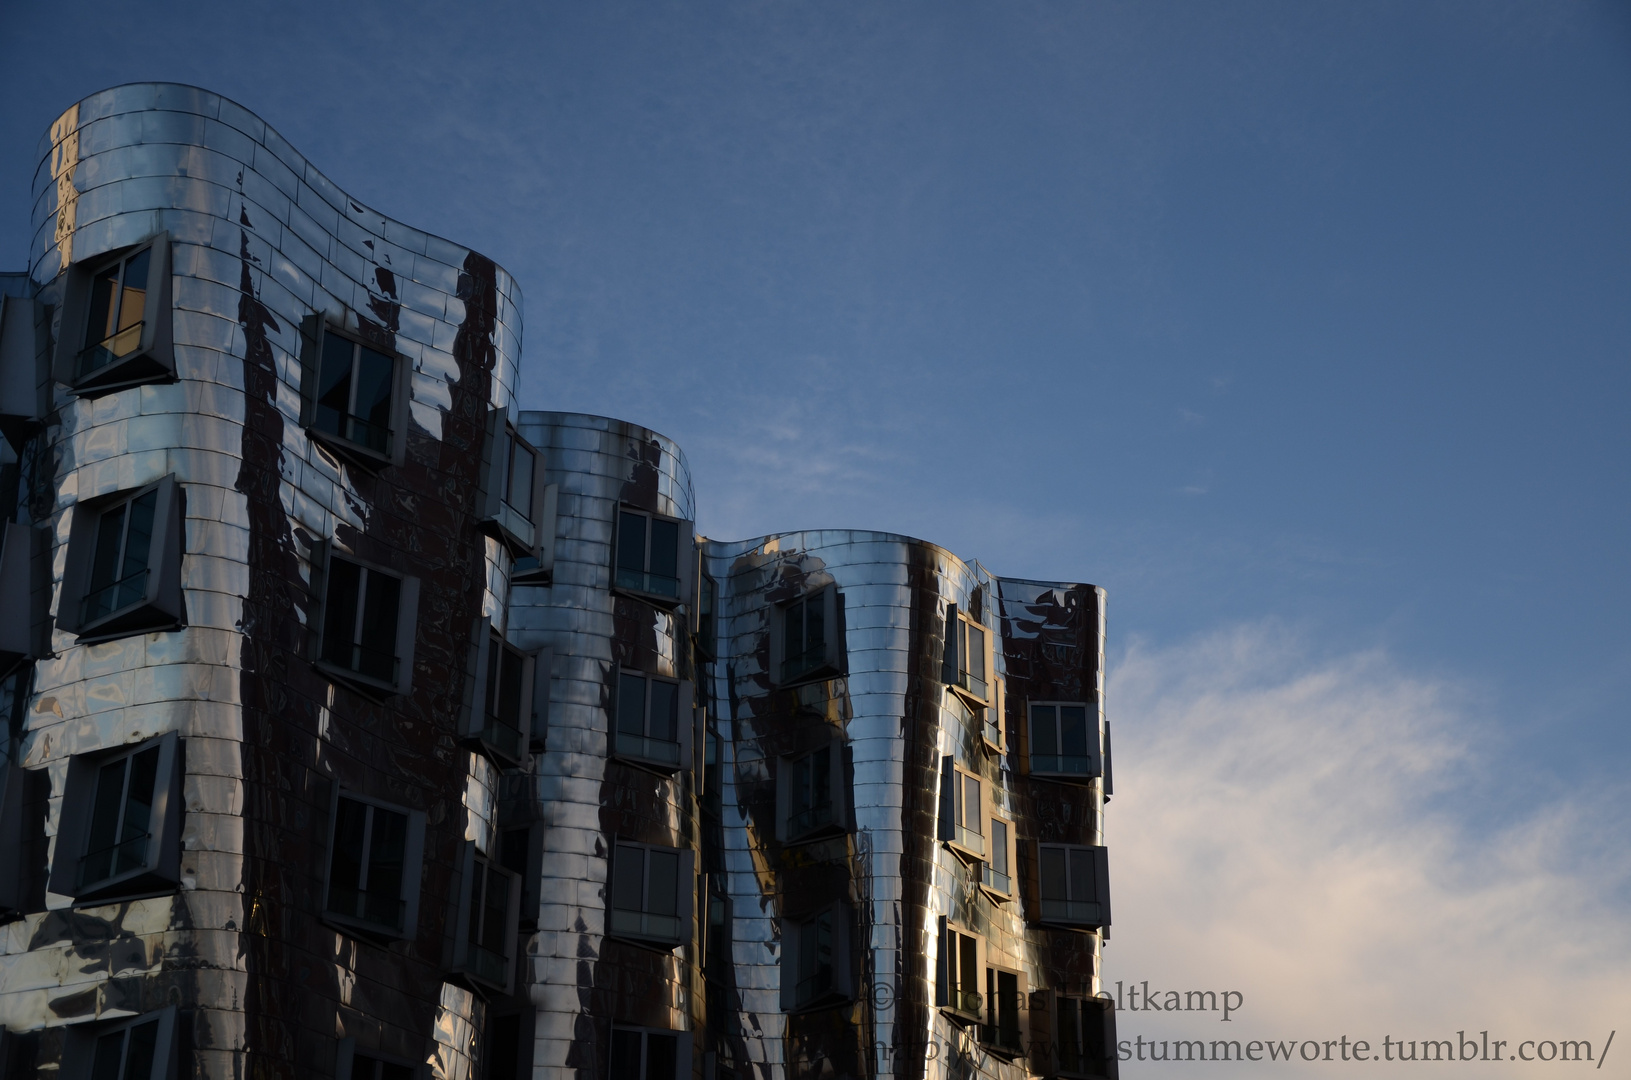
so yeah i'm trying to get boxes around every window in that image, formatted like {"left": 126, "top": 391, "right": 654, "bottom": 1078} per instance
{"left": 767, "top": 584, "right": 844, "bottom": 687}
{"left": 64, "top": 1007, "right": 179, "bottom": 1080}
{"left": 461, "top": 618, "right": 544, "bottom": 765}
{"left": 1037, "top": 844, "right": 1111, "bottom": 929}
{"left": 48, "top": 732, "right": 183, "bottom": 903}
{"left": 944, "top": 604, "right": 993, "bottom": 705}
{"left": 609, "top": 1026, "right": 691, "bottom": 1080}
{"left": 1028, "top": 703, "right": 1102, "bottom": 781}
{"left": 0, "top": 520, "right": 39, "bottom": 669}
{"left": 0, "top": 729, "right": 51, "bottom": 917}
{"left": 297, "top": 320, "right": 407, "bottom": 467}
{"left": 938, "top": 757, "right": 985, "bottom": 861}
{"left": 936, "top": 918, "right": 984, "bottom": 1021}
{"left": 335, "top": 1039, "right": 422, "bottom": 1080}
{"left": 776, "top": 737, "right": 852, "bottom": 844}
{"left": 981, "top": 967, "right": 1028, "bottom": 1055}
{"left": 613, "top": 670, "right": 692, "bottom": 772}
{"left": 614, "top": 507, "right": 693, "bottom": 607}
{"left": 57, "top": 477, "right": 185, "bottom": 643}
{"left": 449, "top": 842, "right": 521, "bottom": 993}
{"left": 694, "top": 573, "right": 718, "bottom": 663}
{"left": 479, "top": 407, "right": 555, "bottom": 564}
{"left": 608, "top": 840, "right": 693, "bottom": 949}
{"left": 498, "top": 822, "right": 544, "bottom": 933}
{"left": 1103, "top": 721, "right": 1114, "bottom": 800}
{"left": 703, "top": 876, "right": 731, "bottom": 983}
{"left": 982, "top": 811, "right": 1018, "bottom": 900}
{"left": 52, "top": 234, "right": 174, "bottom": 396}
{"left": 323, "top": 790, "right": 426, "bottom": 940}
{"left": 314, "top": 546, "right": 420, "bottom": 696}
{"left": 982, "top": 676, "right": 1005, "bottom": 753}
{"left": 0, "top": 293, "right": 43, "bottom": 429}
{"left": 780, "top": 904, "right": 854, "bottom": 1012}
{"left": 1055, "top": 995, "right": 1119, "bottom": 1078}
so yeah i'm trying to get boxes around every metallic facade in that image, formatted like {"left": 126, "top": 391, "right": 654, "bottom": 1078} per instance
{"left": 0, "top": 85, "right": 1115, "bottom": 1080}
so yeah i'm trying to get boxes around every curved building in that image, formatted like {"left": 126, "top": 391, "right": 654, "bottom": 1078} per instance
{"left": 0, "top": 86, "right": 1116, "bottom": 1080}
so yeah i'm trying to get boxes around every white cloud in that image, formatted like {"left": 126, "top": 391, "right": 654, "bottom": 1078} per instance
{"left": 1103, "top": 624, "right": 1631, "bottom": 1076}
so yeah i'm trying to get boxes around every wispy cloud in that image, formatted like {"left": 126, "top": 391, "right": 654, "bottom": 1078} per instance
{"left": 1105, "top": 625, "right": 1631, "bottom": 1076}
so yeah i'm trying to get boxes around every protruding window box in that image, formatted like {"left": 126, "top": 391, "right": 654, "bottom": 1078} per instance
{"left": 57, "top": 476, "right": 186, "bottom": 644}
{"left": 780, "top": 903, "right": 854, "bottom": 1012}
{"left": 767, "top": 584, "right": 845, "bottom": 687}
{"left": 0, "top": 293, "right": 45, "bottom": 437}
{"left": 52, "top": 233, "right": 174, "bottom": 398}
{"left": 479, "top": 408, "right": 556, "bottom": 572}
{"left": 943, "top": 603, "right": 994, "bottom": 707}
{"left": 613, "top": 669, "right": 692, "bottom": 773}
{"left": 312, "top": 545, "right": 419, "bottom": 698}
{"left": 1036, "top": 843, "right": 1111, "bottom": 930}
{"left": 448, "top": 842, "right": 522, "bottom": 994}
{"left": 0, "top": 520, "right": 41, "bottom": 670}
{"left": 461, "top": 617, "right": 546, "bottom": 766}
{"left": 1027, "top": 703, "right": 1103, "bottom": 782}
{"left": 608, "top": 839, "right": 694, "bottom": 951}
{"left": 298, "top": 320, "right": 411, "bottom": 471}
{"left": 49, "top": 732, "right": 184, "bottom": 904}
{"left": 322, "top": 789, "right": 426, "bottom": 942}
{"left": 62, "top": 1006, "right": 181, "bottom": 1080}
{"left": 613, "top": 506, "right": 694, "bottom": 608}
{"left": 1055, "top": 994, "right": 1120, "bottom": 1079}
{"left": 938, "top": 757, "right": 986, "bottom": 863}
{"left": 936, "top": 917, "right": 984, "bottom": 1023}
{"left": 775, "top": 736, "right": 854, "bottom": 845}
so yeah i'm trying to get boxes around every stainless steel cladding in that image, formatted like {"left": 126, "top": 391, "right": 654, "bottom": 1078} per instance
{"left": 0, "top": 83, "right": 1115, "bottom": 1080}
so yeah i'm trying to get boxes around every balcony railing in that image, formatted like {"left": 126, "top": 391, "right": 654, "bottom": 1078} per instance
{"left": 1031, "top": 753, "right": 1094, "bottom": 777}
{"left": 951, "top": 822, "right": 985, "bottom": 857}
{"left": 615, "top": 567, "right": 679, "bottom": 600}
{"left": 466, "top": 942, "right": 506, "bottom": 986}
{"left": 1041, "top": 898, "right": 1103, "bottom": 925}
{"left": 982, "top": 861, "right": 1011, "bottom": 895}
{"left": 325, "top": 884, "right": 408, "bottom": 932}
{"left": 481, "top": 715, "right": 523, "bottom": 761}
{"left": 81, "top": 569, "right": 150, "bottom": 624}
{"left": 788, "top": 800, "right": 835, "bottom": 838}
{"left": 615, "top": 731, "right": 681, "bottom": 768}
{"left": 79, "top": 320, "right": 145, "bottom": 375}
{"left": 781, "top": 644, "right": 828, "bottom": 683}
{"left": 78, "top": 831, "right": 152, "bottom": 888}
{"left": 609, "top": 907, "right": 681, "bottom": 944}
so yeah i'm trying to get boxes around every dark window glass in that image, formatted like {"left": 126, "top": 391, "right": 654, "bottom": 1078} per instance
{"left": 321, "top": 559, "right": 401, "bottom": 686}
{"left": 782, "top": 595, "right": 827, "bottom": 682}
{"left": 326, "top": 796, "right": 408, "bottom": 931}
{"left": 643, "top": 1034, "right": 676, "bottom": 1080}
{"left": 356, "top": 572, "right": 401, "bottom": 682}
{"left": 314, "top": 332, "right": 394, "bottom": 453}
{"left": 487, "top": 1013, "right": 520, "bottom": 1080}
{"left": 1039, "top": 845, "right": 1102, "bottom": 924}
{"left": 615, "top": 672, "right": 682, "bottom": 767}
{"left": 609, "top": 1030, "right": 643, "bottom": 1080}
{"left": 500, "top": 827, "right": 529, "bottom": 876}
{"left": 80, "top": 746, "right": 159, "bottom": 887}
{"left": 648, "top": 519, "right": 678, "bottom": 583}
{"left": 617, "top": 673, "right": 647, "bottom": 739}
{"left": 616, "top": 512, "right": 647, "bottom": 584}
{"left": 1059, "top": 998, "right": 1083, "bottom": 1072}
{"left": 983, "top": 970, "right": 1021, "bottom": 1050}
{"left": 648, "top": 680, "right": 678, "bottom": 743}
{"left": 122, "top": 1019, "right": 158, "bottom": 1080}
{"left": 84, "top": 488, "right": 158, "bottom": 624}
{"left": 505, "top": 437, "right": 535, "bottom": 519}
{"left": 789, "top": 745, "right": 833, "bottom": 837}
{"left": 610, "top": 844, "right": 683, "bottom": 944}
{"left": 1031, "top": 704, "right": 1092, "bottom": 776}
{"left": 615, "top": 510, "right": 681, "bottom": 599}
{"left": 315, "top": 334, "right": 355, "bottom": 440}
{"left": 612, "top": 846, "right": 645, "bottom": 914}
{"left": 82, "top": 248, "right": 150, "bottom": 373}
{"left": 796, "top": 910, "right": 834, "bottom": 1005}
{"left": 481, "top": 636, "right": 526, "bottom": 760}
{"left": 984, "top": 818, "right": 1011, "bottom": 893}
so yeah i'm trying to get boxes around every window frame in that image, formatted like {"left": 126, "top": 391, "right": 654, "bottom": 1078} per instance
{"left": 938, "top": 756, "right": 986, "bottom": 863}
{"left": 297, "top": 318, "right": 412, "bottom": 470}
{"left": 479, "top": 406, "right": 554, "bottom": 561}
{"left": 775, "top": 734, "right": 853, "bottom": 845}
{"left": 935, "top": 917, "right": 985, "bottom": 1023}
{"left": 779, "top": 902, "right": 855, "bottom": 1013}
{"left": 612, "top": 505, "right": 694, "bottom": 609}
{"left": 48, "top": 731, "right": 184, "bottom": 904}
{"left": 61, "top": 1005, "right": 180, "bottom": 1080}
{"left": 943, "top": 604, "right": 995, "bottom": 707}
{"left": 607, "top": 838, "right": 694, "bottom": 951}
{"left": 57, "top": 476, "right": 186, "bottom": 644}
{"left": 766, "top": 583, "right": 845, "bottom": 688}
{"left": 694, "top": 571, "right": 718, "bottom": 663}
{"left": 320, "top": 787, "right": 427, "bottom": 942}
{"left": 447, "top": 840, "right": 523, "bottom": 994}
{"left": 335, "top": 1038, "right": 428, "bottom": 1080}
{"left": 1025, "top": 702, "right": 1104, "bottom": 783}
{"left": 979, "top": 964, "right": 1030, "bottom": 1057}
{"left": 460, "top": 616, "right": 544, "bottom": 766}
{"left": 51, "top": 232, "right": 175, "bottom": 398}
{"left": 1054, "top": 994, "right": 1120, "bottom": 1079}
{"left": 311, "top": 543, "right": 420, "bottom": 697}
{"left": 981, "top": 801, "right": 1019, "bottom": 901}
{"left": 611, "top": 669, "right": 693, "bottom": 773}
{"left": 0, "top": 520, "right": 41, "bottom": 669}
{"left": 0, "top": 292, "right": 45, "bottom": 431}
{"left": 1035, "top": 843, "right": 1112, "bottom": 930}
{"left": 608, "top": 1025, "right": 692, "bottom": 1080}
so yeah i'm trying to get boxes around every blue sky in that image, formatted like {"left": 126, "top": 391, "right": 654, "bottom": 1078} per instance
{"left": 4, "top": 3, "right": 1628, "bottom": 1070}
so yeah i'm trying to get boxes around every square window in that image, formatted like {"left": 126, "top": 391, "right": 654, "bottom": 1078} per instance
{"left": 936, "top": 917, "right": 984, "bottom": 1022}
{"left": 1027, "top": 703, "right": 1103, "bottom": 781}
{"left": 313, "top": 546, "right": 419, "bottom": 696}
{"left": 1037, "top": 844, "right": 1111, "bottom": 929}
{"left": 57, "top": 477, "right": 186, "bottom": 643}
{"left": 48, "top": 732, "right": 184, "bottom": 904}
{"left": 980, "top": 966, "right": 1028, "bottom": 1055}
{"left": 779, "top": 903, "right": 854, "bottom": 1012}
{"left": 479, "top": 407, "right": 555, "bottom": 564}
{"left": 51, "top": 234, "right": 175, "bottom": 397}
{"left": 1056, "top": 995, "right": 1119, "bottom": 1078}
{"left": 944, "top": 604, "right": 994, "bottom": 706}
{"left": 608, "top": 839, "right": 693, "bottom": 949}
{"left": 766, "top": 584, "right": 845, "bottom": 687}
{"left": 608, "top": 1026, "right": 689, "bottom": 1080}
{"left": 776, "top": 737, "right": 852, "bottom": 844}
{"left": 613, "top": 507, "right": 693, "bottom": 607}
{"left": 63, "top": 1007, "right": 180, "bottom": 1080}
{"left": 323, "top": 790, "right": 426, "bottom": 940}
{"left": 938, "top": 757, "right": 985, "bottom": 862}
{"left": 460, "top": 617, "right": 544, "bottom": 765}
{"left": 297, "top": 321, "right": 408, "bottom": 468}
{"left": 613, "top": 670, "right": 692, "bottom": 772}
{"left": 449, "top": 842, "right": 522, "bottom": 993}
